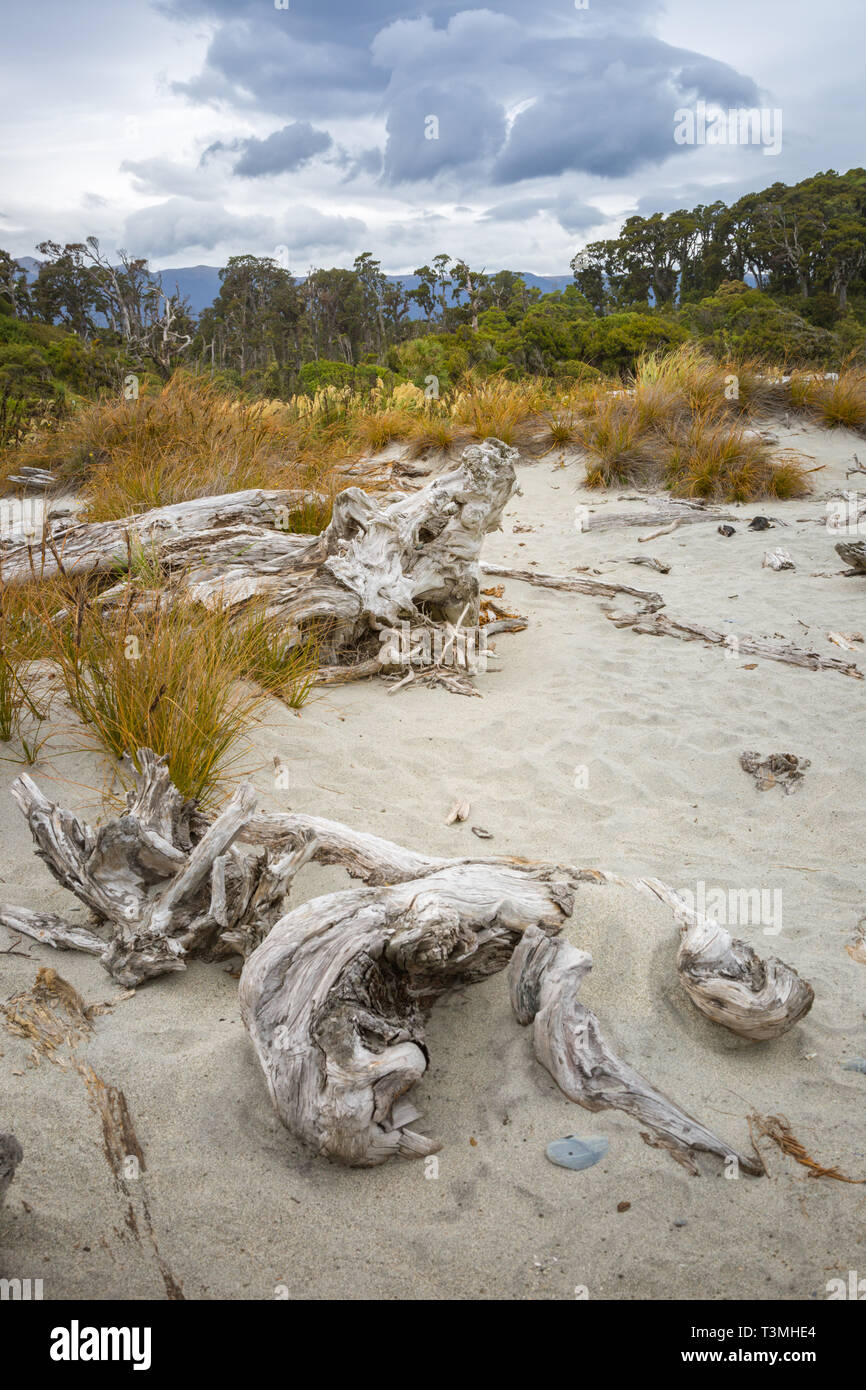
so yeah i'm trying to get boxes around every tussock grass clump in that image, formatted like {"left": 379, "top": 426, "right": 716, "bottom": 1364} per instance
{"left": 452, "top": 374, "right": 545, "bottom": 446}
{"left": 229, "top": 605, "right": 321, "bottom": 711}
{"left": 405, "top": 412, "right": 459, "bottom": 458}
{"left": 791, "top": 367, "right": 866, "bottom": 432}
{"left": 574, "top": 346, "right": 813, "bottom": 501}
{"left": 576, "top": 390, "right": 654, "bottom": 488}
{"left": 23, "top": 580, "right": 314, "bottom": 806}
{"left": 44, "top": 594, "right": 266, "bottom": 806}
{"left": 660, "top": 413, "right": 810, "bottom": 502}
{"left": 538, "top": 410, "right": 581, "bottom": 453}
{"left": 3, "top": 375, "right": 309, "bottom": 521}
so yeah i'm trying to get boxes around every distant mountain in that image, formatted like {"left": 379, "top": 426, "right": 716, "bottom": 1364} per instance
{"left": 15, "top": 258, "right": 574, "bottom": 322}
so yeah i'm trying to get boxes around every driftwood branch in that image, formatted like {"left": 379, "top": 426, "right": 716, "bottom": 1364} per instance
{"left": 480, "top": 563, "right": 663, "bottom": 610}
{"left": 509, "top": 925, "right": 763, "bottom": 1175}
{"left": 612, "top": 609, "right": 863, "bottom": 678}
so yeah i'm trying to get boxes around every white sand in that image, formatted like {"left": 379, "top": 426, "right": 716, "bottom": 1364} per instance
{"left": 1, "top": 418, "right": 865, "bottom": 1300}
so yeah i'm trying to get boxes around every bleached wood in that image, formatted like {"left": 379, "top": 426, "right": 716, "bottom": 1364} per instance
{"left": 0, "top": 751, "right": 308, "bottom": 986}
{"left": 240, "top": 812, "right": 814, "bottom": 1045}
{"left": 239, "top": 862, "right": 577, "bottom": 1166}
{"left": 614, "top": 609, "right": 862, "bottom": 677}
{"left": 480, "top": 563, "right": 664, "bottom": 609}
{"left": 0, "top": 488, "right": 320, "bottom": 584}
{"left": 509, "top": 925, "right": 763, "bottom": 1176}
{"left": 637, "top": 878, "right": 815, "bottom": 1041}
{"left": 837, "top": 540, "right": 866, "bottom": 573}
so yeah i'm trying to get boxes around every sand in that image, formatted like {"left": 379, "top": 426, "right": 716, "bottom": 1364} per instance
{"left": 1, "top": 416, "right": 865, "bottom": 1301}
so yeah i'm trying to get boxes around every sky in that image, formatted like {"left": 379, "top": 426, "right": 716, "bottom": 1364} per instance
{"left": 1, "top": 0, "right": 863, "bottom": 275}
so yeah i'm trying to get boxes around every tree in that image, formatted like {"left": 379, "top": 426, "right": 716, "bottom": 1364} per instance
{"left": 450, "top": 261, "right": 487, "bottom": 331}
{"left": 0, "top": 250, "right": 31, "bottom": 318}
{"left": 32, "top": 241, "right": 106, "bottom": 336}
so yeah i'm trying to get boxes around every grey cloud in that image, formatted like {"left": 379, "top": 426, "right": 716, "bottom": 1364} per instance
{"left": 123, "top": 196, "right": 367, "bottom": 260}
{"left": 492, "top": 40, "right": 761, "bottom": 182}
{"left": 122, "top": 157, "right": 216, "bottom": 200}
{"left": 216, "top": 122, "right": 334, "bottom": 178}
{"left": 480, "top": 194, "right": 604, "bottom": 234}
{"left": 382, "top": 83, "right": 507, "bottom": 183}
{"left": 123, "top": 197, "right": 275, "bottom": 258}
{"left": 341, "top": 147, "right": 385, "bottom": 182}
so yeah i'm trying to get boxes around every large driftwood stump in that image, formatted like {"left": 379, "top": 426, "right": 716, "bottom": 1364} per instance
{"left": 0, "top": 1135, "right": 23, "bottom": 1208}
{"left": 509, "top": 925, "right": 763, "bottom": 1176}
{"left": 239, "top": 863, "right": 577, "bottom": 1166}
{"left": 0, "top": 751, "right": 314, "bottom": 986}
{"left": 2, "top": 440, "right": 519, "bottom": 669}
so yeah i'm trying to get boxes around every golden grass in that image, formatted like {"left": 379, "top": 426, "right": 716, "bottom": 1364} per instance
{"left": 0, "top": 375, "right": 324, "bottom": 523}
{"left": 0, "top": 578, "right": 52, "bottom": 757}
{"left": 661, "top": 413, "right": 810, "bottom": 502}
{"left": 576, "top": 372, "right": 811, "bottom": 501}
{"left": 451, "top": 373, "right": 545, "bottom": 445}
{"left": 576, "top": 390, "right": 655, "bottom": 488}
{"left": 17, "top": 577, "right": 319, "bottom": 807}
{"left": 789, "top": 367, "right": 866, "bottom": 432}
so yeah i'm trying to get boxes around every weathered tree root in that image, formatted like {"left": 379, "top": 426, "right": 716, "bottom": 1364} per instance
{"left": 239, "top": 863, "right": 578, "bottom": 1166}
{"left": 509, "top": 925, "right": 763, "bottom": 1176}
{"left": 1, "top": 776, "right": 814, "bottom": 1165}
{"left": 0, "top": 1134, "right": 23, "bottom": 1208}
{"left": 1, "top": 440, "right": 520, "bottom": 676}
{"left": 637, "top": 878, "right": 815, "bottom": 1041}
{"left": 0, "top": 751, "right": 315, "bottom": 986}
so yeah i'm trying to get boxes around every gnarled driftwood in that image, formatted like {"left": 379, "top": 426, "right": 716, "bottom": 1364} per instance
{"left": 3, "top": 441, "right": 520, "bottom": 674}
{"left": 509, "top": 925, "right": 763, "bottom": 1175}
{"left": 0, "top": 751, "right": 314, "bottom": 986}
{"left": 239, "top": 862, "right": 577, "bottom": 1166}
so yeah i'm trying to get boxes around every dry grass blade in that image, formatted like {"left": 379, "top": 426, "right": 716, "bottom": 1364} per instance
{"left": 749, "top": 1112, "right": 866, "bottom": 1184}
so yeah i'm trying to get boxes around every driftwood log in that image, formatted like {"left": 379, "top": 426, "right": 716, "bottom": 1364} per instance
{"left": 1, "top": 440, "right": 520, "bottom": 671}
{"left": 836, "top": 540, "right": 866, "bottom": 574}
{"left": 239, "top": 862, "right": 578, "bottom": 1166}
{"left": 0, "top": 751, "right": 316, "bottom": 986}
{"left": 0, "top": 1135, "right": 23, "bottom": 1208}
{"left": 1, "top": 771, "right": 815, "bottom": 1165}
{"left": 610, "top": 609, "right": 863, "bottom": 678}
{"left": 509, "top": 925, "right": 763, "bottom": 1176}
